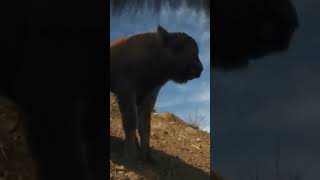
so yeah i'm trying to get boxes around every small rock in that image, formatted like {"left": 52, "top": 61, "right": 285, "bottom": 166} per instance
{"left": 191, "top": 144, "right": 201, "bottom": 150}
{"left": 116, "top": 165, "right": 126, "bottom": 171}
{"left": 118, "top": 171, "right": 125, "bottom": 174}
{"left": 196, "top": 138, "right": 201, "bottom": 142}
{"left": 152, "top": 133, "right": 159, "bottom": 139}
{"left": 184, "top": 127, "right": 197, "bottom": 134}
{"left": 126, "top": 172, "right": 142, "bottom": 180}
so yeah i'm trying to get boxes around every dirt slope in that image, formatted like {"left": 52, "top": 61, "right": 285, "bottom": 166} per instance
{"left": 0, "top": 101, "right": 35, "bottom": 180}
{"left": 0, "top": 96, "right": 213, "bottom": 180}
{"left": 110, "top": 96, "right": 211, "bottom": 180}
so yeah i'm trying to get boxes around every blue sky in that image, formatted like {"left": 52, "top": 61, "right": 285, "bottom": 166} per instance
{"left": 110, "top": 3, "right": 210, "bottom": 132}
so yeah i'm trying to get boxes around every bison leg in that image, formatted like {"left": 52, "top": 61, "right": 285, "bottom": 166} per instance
{"left": 137, "top": 87, "right": 160, "bottom": 163}
{"left": 117, "top": 91, "right": 139, "bottom": 161}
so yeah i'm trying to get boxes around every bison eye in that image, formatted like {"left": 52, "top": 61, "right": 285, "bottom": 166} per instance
{"left": 173, "top": 43, "right": 185, "bottom": 53}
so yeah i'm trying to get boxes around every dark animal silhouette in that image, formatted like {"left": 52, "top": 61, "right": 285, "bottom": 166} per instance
{"left": 110, "top": 26, "right": 203, "bottom": 161}
{"left": 110, "top": 0, "right": 299, "bottom": 178}
{"left": 110, "top": 0, "right": 299, "bottom": 70}
{"left": 0, "top": 0, "right": 107, "bottom": 180}
{"left": 213, "top": 0, "right": 299, "bottom": 70}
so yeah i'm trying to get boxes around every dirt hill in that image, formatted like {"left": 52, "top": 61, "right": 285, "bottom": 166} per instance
{"left": 110, "top": 95, "right": 211, "bottom": 180}
{"left": 0, "top": 100, "right": 34, "bottom": 180}
{"left": 0, "top": 96, "right": 214, "bottom": 180}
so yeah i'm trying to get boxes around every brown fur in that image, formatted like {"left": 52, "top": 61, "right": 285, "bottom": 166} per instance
{"left": 110, "top": 26, "right": 203, "bottom": 161}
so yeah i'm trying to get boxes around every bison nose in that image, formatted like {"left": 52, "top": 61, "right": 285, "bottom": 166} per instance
{"left": 199, "top": 62, "right": 203, "bottom": 72}
{"left": 198, "top": 62, "right": 203, "bottom": 77}
{"left": 196, "top": 62, "right": 203, "bottom": 78}
{"left": 195, "top": 70, "right": 202, "bottom": 78}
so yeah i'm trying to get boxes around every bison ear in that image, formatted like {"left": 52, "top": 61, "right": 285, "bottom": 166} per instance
{"left": 157, "top": 25, "right": 170, "bottom": 44}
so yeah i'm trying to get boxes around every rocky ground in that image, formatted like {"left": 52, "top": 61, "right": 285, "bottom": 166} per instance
{"left": 0, "top": 96, "right": 218, "bottom": 180}
{"left": 110, "top": 96, "right": 211, "bottom": 180}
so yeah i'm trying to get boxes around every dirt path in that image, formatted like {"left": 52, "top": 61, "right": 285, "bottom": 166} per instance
{"left": 110, "top": 96, "right": 211, "bottom": 180}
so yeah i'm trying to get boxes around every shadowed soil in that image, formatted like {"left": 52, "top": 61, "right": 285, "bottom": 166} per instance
{"left": 0, "top": 95, "right": 212, "bottom": 180}
{"left": 110, "top": 96, "right": 210, "bottom": 180}
{"left": 0, "top": 100, "right": 35, "bottom": 180}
